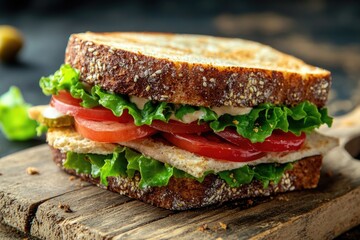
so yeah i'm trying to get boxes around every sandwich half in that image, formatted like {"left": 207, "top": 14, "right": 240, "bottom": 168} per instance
{"left": 29, "top": 32, "right": 338, "bottom": 210}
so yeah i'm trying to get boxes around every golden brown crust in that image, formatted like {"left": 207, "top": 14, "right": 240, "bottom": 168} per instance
{"left": 65, "top": 32, "right": 331, "bottom": 108}
{"left": 51, "top": 147, "right": 322, "bottom": 210}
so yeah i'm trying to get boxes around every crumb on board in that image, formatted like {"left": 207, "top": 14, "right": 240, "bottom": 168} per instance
{"left": 198, "top": 222, "right": 227, "bottom": 232}
{"left": 219, "top": 222, "right": 227, "bottom": 230}
{"left": 26, "top": 167, "right": 39, "bottom": 175}
{"left": 197, "top": 224, "right": 208, "bottom": 232}
{"left": 76, "top": 182, "right": 87, "bottom": 187}
{"left": 247, "top": 199, "right": 254, "bottom": 205}
{"left": 326, "top": 170, "right": 334, "bottom": 177}
{"left": 277, "top": 195, "right": 289, "bottom": 201}
{"left": 58, "top": 202, "right": 73, "bottom": 213}
{"left": 68, "top": 176, "right": 76, "bottom": 181}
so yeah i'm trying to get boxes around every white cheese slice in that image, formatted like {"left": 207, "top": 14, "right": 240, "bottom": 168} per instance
{"left": 169, "top": 111, "right": 205, "bottom": 123}
{"left": 42, "top": 106, "right": 65, "bottom": 119}
{"left": 211, "top": 106, "right": 252, "bottom": 116}
{"left": 129, "top": 96, "right": 148, "bottom": 110}
{"left": 47, "top": 127, "right": 338, "bottom": 178}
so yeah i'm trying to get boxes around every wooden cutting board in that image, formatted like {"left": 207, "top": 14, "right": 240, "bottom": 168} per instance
{"left": 1, "top": 107, "right": 360, "bottom": 240}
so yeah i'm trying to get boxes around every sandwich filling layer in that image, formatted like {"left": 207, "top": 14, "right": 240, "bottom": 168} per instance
{"left": 31, "top": 64, "right": 337, "bottom": 190}
{"left": 47, "top": 127, "right": 337, "bottom": 178}
{"left": 40, "top": 65, "right": 332, "bottom": 143}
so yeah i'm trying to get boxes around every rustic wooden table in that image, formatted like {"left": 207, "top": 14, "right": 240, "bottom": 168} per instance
{"left": 1, "top": 1, "right": 359, "bottom": 239}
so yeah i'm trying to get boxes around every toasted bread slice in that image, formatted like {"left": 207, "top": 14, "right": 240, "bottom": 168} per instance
{"left": 51, "top": 146, "right": 322, "bottom": 210}
{"left": 65, "top": 32, "right": 331, "bottom": 108}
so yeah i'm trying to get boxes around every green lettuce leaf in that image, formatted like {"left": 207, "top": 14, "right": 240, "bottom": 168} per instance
{"left": 36, "top": 124, "right": 48, "bottom": 136}
{"left": 174, "top": 105, "right": 197, "bottom": 120}
{"left": 174, "top": 105, "right": 218, "bottom": 122}
{"left": 126, "top": 148, "right": 173, "bottom": 188}
{"left": 210, "top": 101, "right": 332, "bottom": 142}
{"left": 0, "top": 86, "right": 38, "bottom": 140}
{"left": 64, "top": 148, "right": 293, "bottom": 189}
{"left": 218, "top": 162, "right": 293, "bottom": 188}
{"left": 40, "top": 65, "right": 333, "bottom": 143}
{"left": 40, "top": 64, "right": 99, "bottom": 107}
{"left": 88, "top": 154, "right": 106, "bottom": 178}
{"left": 253, "top": 163, "right": 293, "bottom": 188}
{"left": 218, "top": 166, "right": 254, "bottom": 188}
{"left": 99, "top": 149, "right": 127, "bottom": 185}
{"left": 40, "top": 64, "right": 78, "bottom": 95}
{"left": 64, "top": 152, "right": 92, "bottom": 174}
{"left": 95, "top": 86, "right": 173, "bottom": 126}
{"left": 64, "top": 148, "right": 176, "bottom": 188}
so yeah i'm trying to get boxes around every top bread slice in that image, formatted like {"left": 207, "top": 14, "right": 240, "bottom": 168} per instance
{"left": 65, "top": 32, "right": 331, "bottom": 108}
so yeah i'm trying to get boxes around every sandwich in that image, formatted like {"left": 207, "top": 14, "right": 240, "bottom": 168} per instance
{"left": 29, "top": 32, "right": 338, "bottom": 210}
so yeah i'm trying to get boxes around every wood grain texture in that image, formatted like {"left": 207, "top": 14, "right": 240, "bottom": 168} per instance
{"left": 0, "top": 145, "right": 90, "bottom": 233}
{"left": 31, "top": 187, "right": 172, "bottom": 239}
{"left": 0, "top": 223, "right": 30, "bottom": 240}
{"left": 0, "top": 107, "right": 360, "bottom": 239}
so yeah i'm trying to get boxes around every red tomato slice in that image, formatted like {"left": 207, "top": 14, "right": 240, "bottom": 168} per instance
{"left": 51, "top": 91, "right": 133, "bottom": 123}
{"left": 162, "top": 132, "right": 265, "bottom": 162}
{"left": 150, "top": 120, "right": 211, "bottom": 134}
{"left": 75, "top": 117, "right": 157, "bottom": 143}
{"left": 216, "top": 128, "right": 306, "bottom": 152}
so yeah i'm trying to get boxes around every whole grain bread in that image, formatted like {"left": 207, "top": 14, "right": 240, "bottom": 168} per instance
{"left": 65, "top": 32, "right": 331, "bottom": 108}
{"left": 51, "top": 146, "right": 322, "bottom": 210}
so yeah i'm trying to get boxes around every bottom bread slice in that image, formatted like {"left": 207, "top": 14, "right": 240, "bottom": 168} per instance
{"left": 51, "top": 146, "right": 322, "bottom": 210}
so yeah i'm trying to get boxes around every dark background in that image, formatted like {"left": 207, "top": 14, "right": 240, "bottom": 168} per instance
{"left": 1, "top": 0, "right": 360, "bottom": 238}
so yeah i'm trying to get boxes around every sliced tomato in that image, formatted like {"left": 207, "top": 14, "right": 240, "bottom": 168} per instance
{"left": 216, "top": 128, "right": 306, "bottom": 152}
{"left": 74, "top": 117, "right": 157, "bottom": 143}
{"left": 150, "top": 120, "right": 211, "bottom": 134}
{"left": 51, "top": 91, "right": 132, "bottom": 123}
{"left": 162, "top": 132, "right": 265, "bottom": 162}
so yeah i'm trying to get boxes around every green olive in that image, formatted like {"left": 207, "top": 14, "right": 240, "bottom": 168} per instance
{"left": 0, "top": 25, "right": 24, "bottom": 62}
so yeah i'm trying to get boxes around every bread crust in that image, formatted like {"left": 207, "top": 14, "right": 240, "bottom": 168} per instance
{"left": 51, "top": 147, "right": 322, "bottom": 210}
{"left": 65, "top": 32, "right": 331, "bottom": 108}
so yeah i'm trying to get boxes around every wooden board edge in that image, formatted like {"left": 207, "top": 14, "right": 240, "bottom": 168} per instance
{"left": 249, "top": 187, "right": 360, "bottom": 239}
